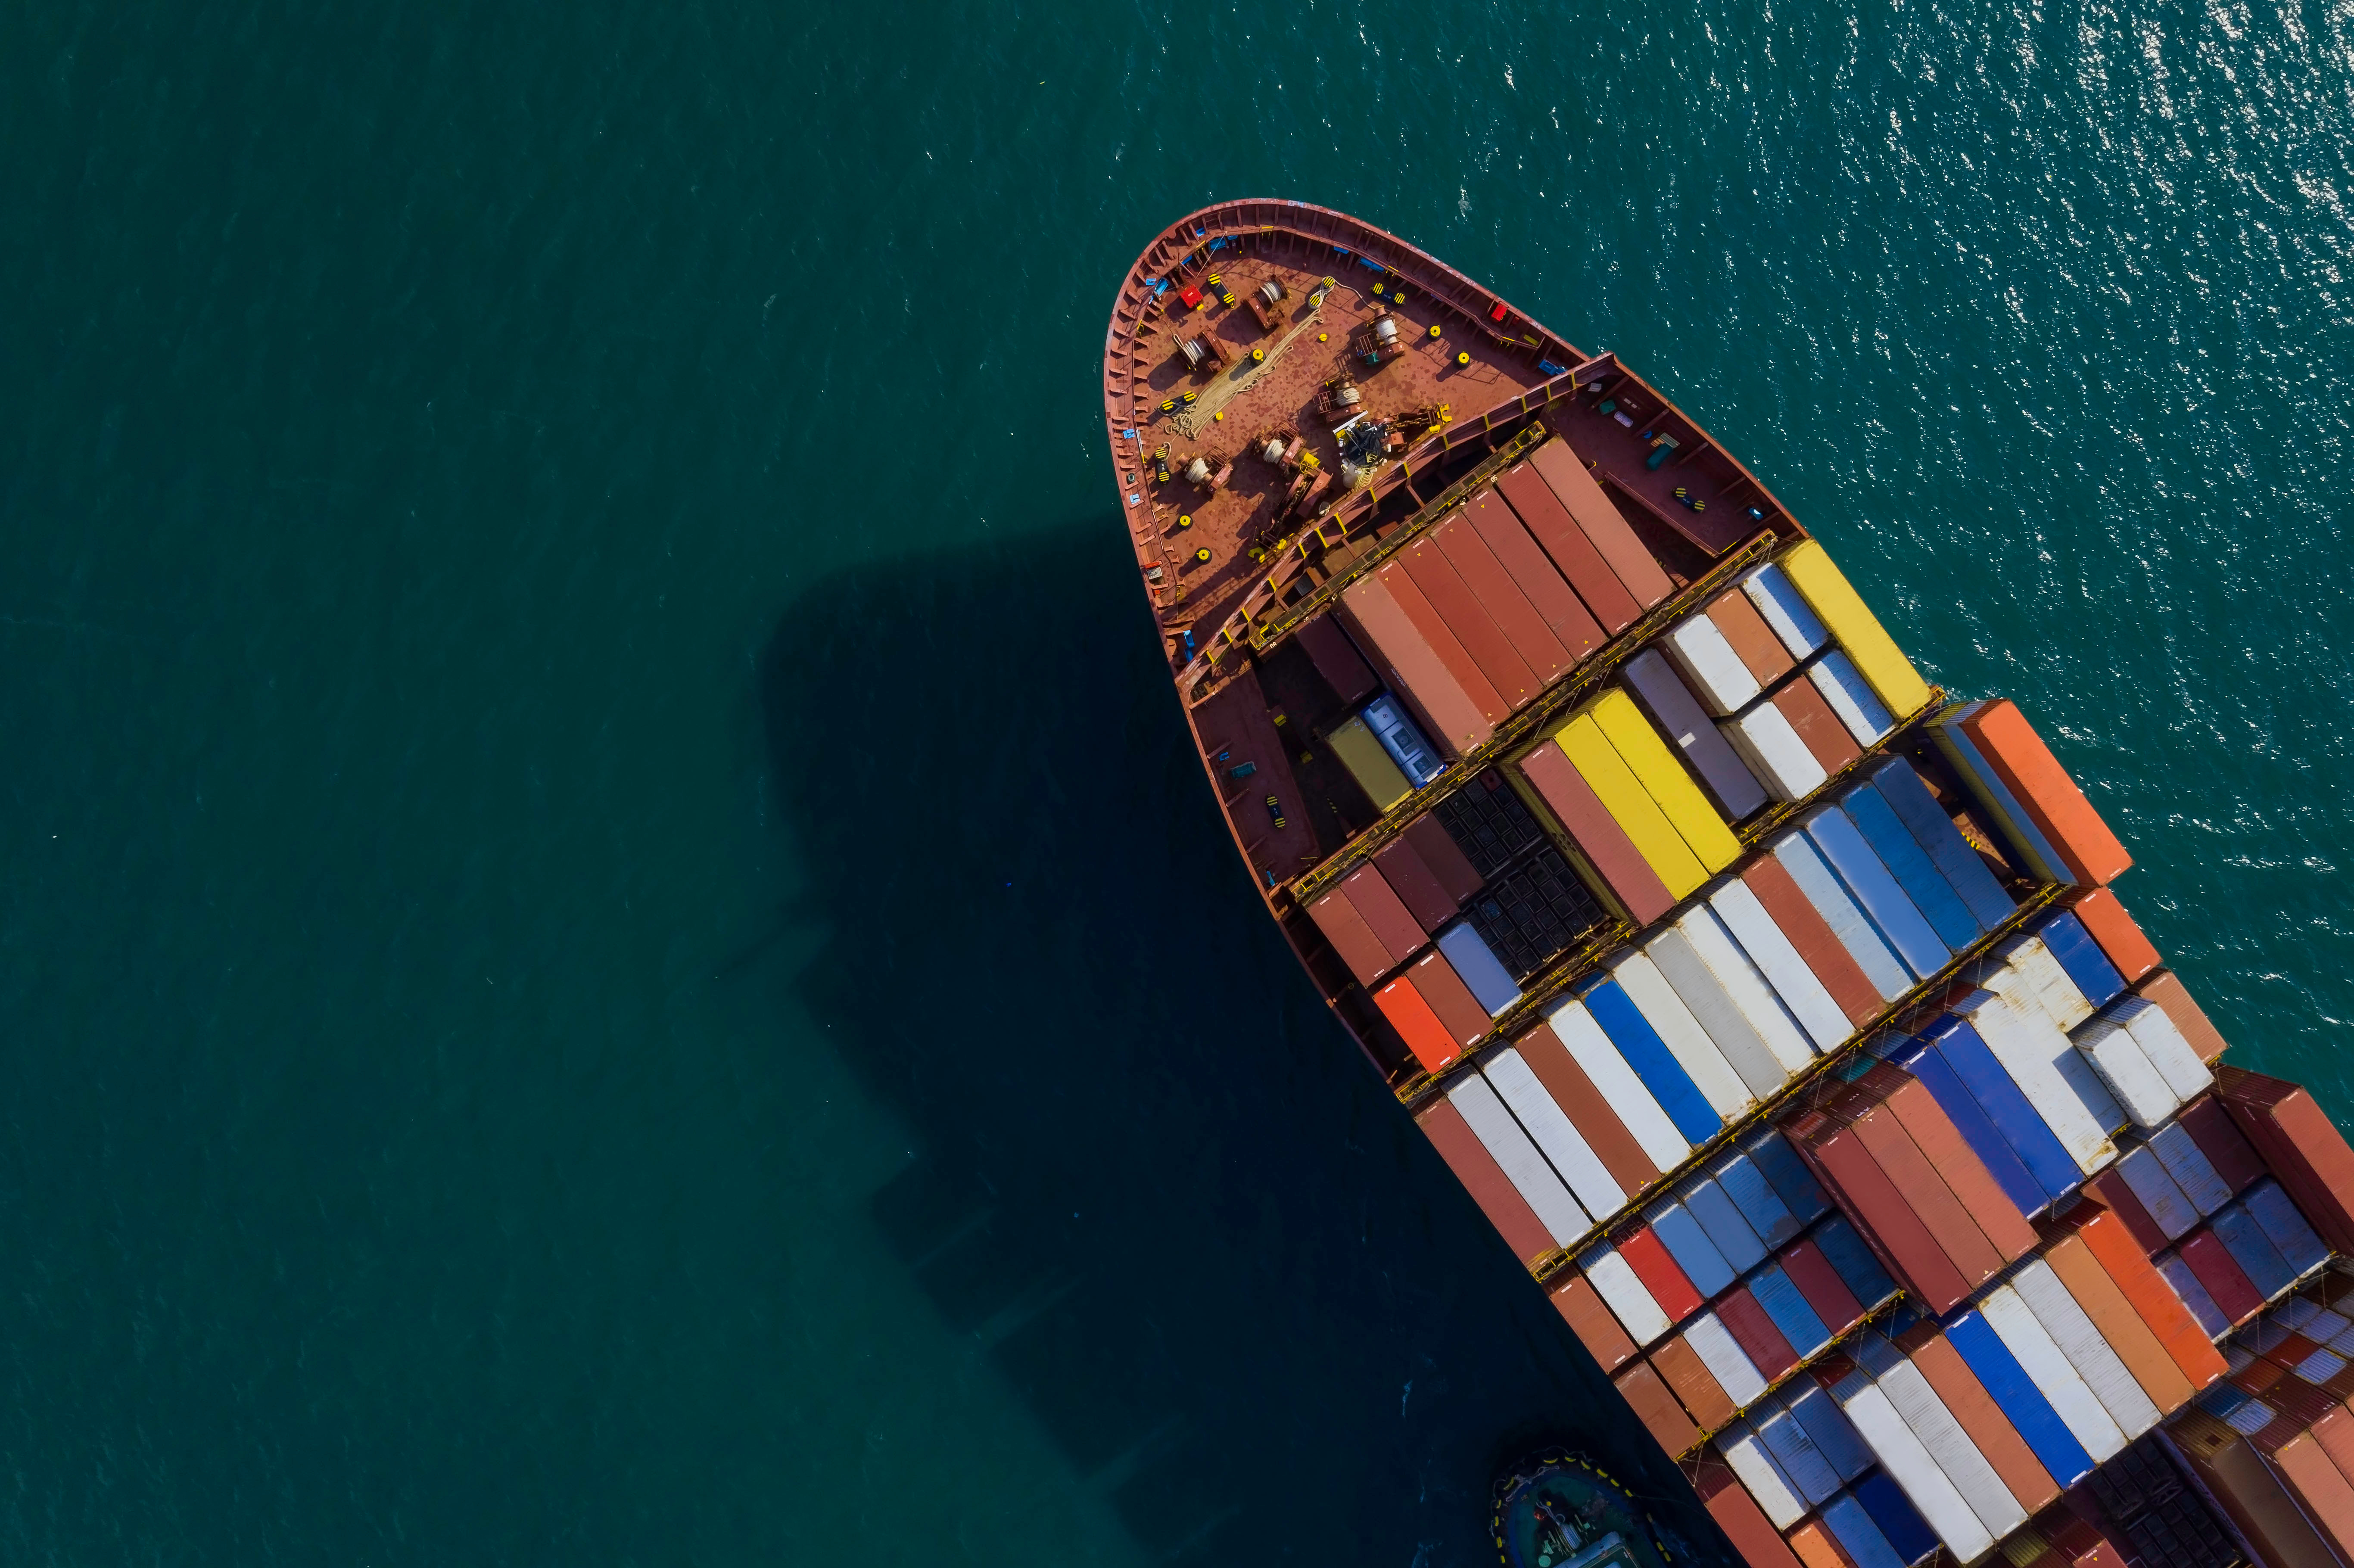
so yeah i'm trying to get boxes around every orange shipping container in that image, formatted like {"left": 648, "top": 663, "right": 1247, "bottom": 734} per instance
{"left": 1550, "top": 1273, "right": 1638, "bottom": 1372}
{"left": 1616, "top": 1360, "right": 1703, "bottom": 1458}
{"left": 2060, "top": 1200, "right": 2229, "bottom": 1387}
{"left": 1957, "top": 699, "right": 2134, "bottom": 886}
{"left": 2068, "top": 887, "right": 2162, "bottom": 984}
{"left": 1689, "top": 1455, "right": 1806, "bottom": 1568}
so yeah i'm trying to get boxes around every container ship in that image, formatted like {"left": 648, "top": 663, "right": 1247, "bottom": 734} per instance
{"left": 1099, "top": 202, "right": 2354, "bottom": 1568}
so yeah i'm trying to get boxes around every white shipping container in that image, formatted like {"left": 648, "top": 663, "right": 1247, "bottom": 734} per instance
{"left": 1644, "top": 926, "right": 1791, "bottom": 1098}
{"left": 1708, "top": 878, "right": 1852, "bottom": 1053}
{"left": 2071, "top": 1016, "right": 2180, "bottom": 1131}
{"left": 1976, "top": 1284, "right": 2128, "bottom": 1462}
{"left": 2146, "top": 1122, "right": 2233, "bottom": 1216}
{"left": 1482, "top": 1047, "right": 1628, "bottom": 1221}
{"left": 1623, "top": 649, "right": 1771, "bottom": 819}
{"left": 1810, "top": 651, "right": 1896, "bottom": 746}
{"left": 1677, "top": 905, "right": 1818, "bottom": 1074}
{"left": 1785, "top": 1380, "right": 1876, "bottom": 1482}
{"left": 1545, "top": 999, "right": 1694, "bottom": 1173}
{"left": 2115, "top": 1145, "right": 2201, "bottom": 1240}
{"left": 1741, "top": 562, "right": 1832, "bottom": 658}
{"left": 1677, "top": 1175, "right": 1769, "bottom": 1273}
{"left": 1852, "top": 1335, "right": 2027, "bottom": 1539}
{"left": 1722, "top": 702, "right": 1829, "bottom": 803}
{"left": 1663, "top": 613, "right": 1764, "bottom": 715}
{"left": 1719, "top": 1422, "right": 1810, "bottom": 1529}
{"left": 1579, "top": 1244, "right": 1673, "bottom": 1346}
{"left": 1445, "top": 1075, "right": 1591, "bottom": 1245}
{"left": 1824, "top": 1369, "right": 1996, "bottom": 1562}
{"left": 2009, "top": 938, "right": 2095, "bottom": 1032}
{"left": 1950, "top": 989, "right": 2119, "bottom": 1173}
{"left": 1755, "top": 1402, "right": 1846, "bottom": 1504}
{"left": 1608, "top": 950, "right": 1758, "bottom": 1120}
{"left": 2108, "top": 996, "right": 2215, "bottom": 1101}
{"left": 1684, "top": 1311, "right": 1771, "bottom": 1406}
{"left": 1773, "top": 834, "right": 1912, "bottom": 1003}
{"left": 2009, "top": 1259, "right": 2162, "bottom": 1439}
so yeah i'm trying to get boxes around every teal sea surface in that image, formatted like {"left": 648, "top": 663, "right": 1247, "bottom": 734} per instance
{"left": 3, "top": 0, "right": 2351, "bottom": 1562}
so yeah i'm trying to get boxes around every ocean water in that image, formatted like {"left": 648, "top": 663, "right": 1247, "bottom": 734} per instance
{"left": 2, "top": 0, "right": 2351, "bottom": 1562}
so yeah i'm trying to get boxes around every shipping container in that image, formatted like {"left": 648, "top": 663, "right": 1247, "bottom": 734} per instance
{"left": 1710, "top": 878, "right": 1854, "bottom": 1053}
{"left": 1812, "top": 1214, "right": 1903, "bottom": 1310}
{"left": 1668, "top": 610, "right": 1769, "bottom": 717}
{"left": 1741, "top": 562, "right": 1832, "bottom": 660}
{"left": 1514, "top": 737, "right": 1678, "bottom": 927}
{"left": 1852, "top": 1333, "right": 2028, "bottom": 1538}
{"left": 1552, "top": 1272, "right": 1640, "bottom": 1372}
{"left": 1713, "top": 1150, "right": 1804, "bottom": 1248}
{"left": 1775, "top": 676, "right": 1865, "bottom": 780}
{"left": 1625, "top": 648, "right": 1772, "bottom": 819}
{"left": 1415, "top": 1098, "right": 1557, "bottom": 1266}
{"left": 1844, "top": 784, "right": 1984, "bottom": 950}
{"left": 1437, "top": 920, "right": 1523, "bottom": 1016}
{"left": 2068, "top": 888, "right": 2162, "bottom": 986}
{"left": 1834, "top": 1073, "right": 2016, "bottom": 1279}
{"left": 1650, "top": 917, "right": 1807, "bottom": 1093}
{"left": 1683, "top": 1175, "right": 1772, "bottom": 1273}
{"left": 1524, "top": 439, "right": 1677, "bottom": 608}
{"left": 1545, "top": 997, "right": 1699, "bottom": 1171}
{"left": 1692, "top": 1455, "right": 1808, "bottom": 1568}
{"left": 1943, "top": 1307, "right": 2098, "bottom": 1487}
{"left": 1337, "top": 569, "right": 1499, "bottom": 753}
{"left": 1929, "top": 711, "right": 2074, "bottom": 888}
{"left": 1823, "top": 1491, "right": 1921, "bottom": 1568}
{"left": 1719, "top": 1286, "right": 1804, "bottom": 1382}
{"left": 1308, "top": 884, "right": 1398, "bottom": 989}
{"left": 2041, "top": 1231, "right": 2196, "bottom": 1412}
{"left": 1722, "top": 1422, "right": 1813, "bottom": 1528}
{"left": 1398, "top": 534, "right": 1541, "bottom": 711}
{"left": 2249, "top": 1420, "right": 2354, "bottom": 1563}
{"left": 1516, "top": 1021, "right": 1662, "bottom": 1195}
{"left": 1494, "top": 459, "right": 1644, "bottom": 636}
{"left": 1868, "top": 759, "right": 2017, "bottom": 932}
{"left": 1552, "top": 711, "right": 1711, "bottom": 901}
{"left": 2035, "top": 912, "right": 2127, "bottom": 1013}
{"left": 1746, "top": 852, "right": 1893, "bottom": 1022}
{"left": 2106, "top": 996, "right": 2214, "bottom": 1103}
{"left": 1977, "top": 935, "right": 2094, "bottom": 1034}
{"left": 1898, "top": 1325, "right": 2061, "bottom": 1512}
{"left": 1620, "top": 1225, "right": 1709, "bottom": 1323}
{"left": 2212, "top": 1204, "right": 2299, "bottom": 1302}
{"left": 1882, "top": 1033, "right": 2049, "bottom": 1218}
{"left": 2009, "top": 1259, "right": 2164, "bottom": 1437}
{"left": 2164, "top": 1407, "right": 2348, "bottom": 1568}
{"left": 1592, "top": 689, "right": 1746, "bottom": 874}
{"left": 1360, "top": 693, "right": 1446, "bottom": 787}
{"left": 1374, "top": 973, "right": 1464, "bottom": 1073}
{"left": 1432, "top": 507, "right": 1576, "bottom": 686}
{"left": 1582, "top": 1241, "right": 1676, "bottom": 1345}
{"left": 1448, "top": 1073, "right": 1590, "bottom": 1244}
{"left": 1756, "top": 1400, "right": 1847, "bottom": 1503}
{"left": 1688, "top": 1309, "right": 1774, "bottom": 1407}
{"left": 1851, "top": 1064, "right": 2035, "bottom": 1266}
{"left": 1746, "top": 1129, "right": 1836, "bottom": 1226}
{"left": 2177, "top": 1229, "right": 2266, "bottom": 1325}
{"left": 1483, "top": 1045, "right": 1628, "bottom": 1221}
{"left": 1616, "top": 1359, "right": 1704, "bottom": 1457}
{"left": 1958, "top": 700, "right": 2135, "bottom": 886}
{"left": 1295, "top": 613, "right": 1383, "bottom": 707}
{"left": 1912, "top": 1016, "right": 2085, "bottom": 1203}
{"left": 1773, "top": 834, "right": 1915, "bottom": 1003}
{"left": 1342, "top": 864, "right": 1428, "bottom": 967}
{"left": 1647, "top": 1196, "right": 1739, "bottom": 1298}
{"left": 1713, "top": 590, "right": 1802, "bottom": 688}
{"left": 1608, "top": 952, "right": 1758, "bottom": 1121}
{"left": 1775, "top": 542, "right": 1933, "bottom": 718}
{"left": 1977, "top": 1283, "right": 2130, "bottom": 1460}
{"left": 1824, "top": 1360, "right": 1996, "bottom": 1560}
{"left": 1751, "top": 1264, "right": 1836, "bottom": 1358}
{"left": 1374, "top": 829, "right": 1464, "bottom": 933}
{"left": 1725, "top": 702, "right": 1831, "bottom": 804}
{"left": 2132, "top": 972, "right": 2232, "bottom": 1071}
{"left": 1784, "top": 1518, "right": 1856, "bottom": 1568}
{"left": 1806, "top": 807, "right": 1952, "bottom": 981}
{"left": 2156, "top": 1252, "right": 2233, "bottom": 1338}
{"left": 1463, "top": 485, "right": 1608, "bottom": 661}
{"left": 2074, "top": 1016, "right": 2185, "bottom": 1132}
{"left": 1812, "top": 652, "right": 1898, "bottom": 748}
{"left": 2243, "top": 1180, "right": 2331, "bottom": 1278}
{"left": 2218, "top": 1066, "right": 2354, "bottom": 1254}
{"left": 1327, "top": 715, "right": 1414, "bottom": 812}
{"left": 1788, "top": 1379, "right": 1880, "bottom": 1482}
{"left": 1404, "top": 813, "right": 1488, "bottom": 903}
{"left": 1949, "top": 989, "right": 2121, "bottom": 1173}
{"left": 1781, "top": 1237, "right": 1869, "bottom": 1338}
{"left": 1787, "top": 1104, "right": 1973, "bottom": 1312}
{"left": 2147, "top": 1121, "right": 2234, "bottom": 1217}
{"left": 1657, "top": 1334, "right": 1741, "bottom": 1428}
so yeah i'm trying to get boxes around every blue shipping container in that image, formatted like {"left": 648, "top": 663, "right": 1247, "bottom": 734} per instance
{"left": 1772, "top": 834, "right": 1914, "bottom": 1002}
{"left": 1645, "top": 1201, "right": 1736, "bottom": 1297}
{"left": 1822, "top": 1493, "right": 1909, "bottom": 1568}
{"left": 1713, "top": 1151, "right": 1803, "bottom": 1247}
{"left": 1915, "top": 1016, "right": 2081, "bottom": 1204}
{"left": 1885, "top": 1034, "right": 2048, "bottom": 1217}
{"left": 2211, "top": 1204, "right": 2296, "bottom": 1300}
{"left": 1578, "top": 977, "right": 1725, "bottom": 1145}
{"left": 1812, "top": 1216, "right": 1899, "bottom": 1307}
{"left": 1868, "top": 758, "right": 2017, "bottom": 931}
{"left": 2244, "top": 1179, "right": 2330, "bottom": 1276}
{"left": 1804, "top": 807, "right": 1952, "bottom": 980}
{"left": 1435, "top": 921, "right": 1523, "bottom": 1015}
{"left": 1680, "top": 1177, "right": 1769, "bottom": 1272}
{"left": 1787, "top": 1381, "right": 1876, "bottom": 1481}
{"left": 1851, "top": 1472, "right": 1942, "bottom": 1567}
{"left": 1742, "top": 1129, "right": 1832, "bottom": 1225}
{"left": 2032, "top": 912, "right": 2125, "bottom": 1011}
{"left": 2155, "top": 1253, "right": 2230, "bottom": 1338}
{"left": 1843, "top": 784, "right": 1984, "bottom": 949}
{"left": 1750, "top": 1263, "right": 1834, "bottom": 1358}
{"left": 1942, "top": 1308, "right": 2096, "bottom": 1487}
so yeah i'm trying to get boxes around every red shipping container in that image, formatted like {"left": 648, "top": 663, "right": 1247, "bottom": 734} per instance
{"left": 2179, "top": 1096, "right": 2268, "bottom": 1196}
{"left": 1462, "top": 487, "right": 1606, "bottom": 662}
{"left": 2220, "top": 1065, "right": 2354, "bottom": 1254}
{"left": 1379, "top": 561, "right": 1512, "bottom": 727}
{"left": 1526, "top": 438, "right": 1675, "bottom": 608}
{"left": 2046, "top": 1510, "right": 2133, "bottom": 1568}
{"left": 2068, "top": 887, "right": 2161, "bottom": 984}
{"left": 1372, "top": 832, "right": 1462, "bottom": 934}
{"left": 1708, "top": 591, "right": 1798, "bottom": 688}
{"left": 1618, "top": 1226, "right": 1706, "bottom": 1324}
{"left": 1401, "top": 815, "right": 1485, "bottom": 904}
{"left": 1494, "top": 460, "right": 1642, "bottom": 636}
{"left": 1432, "top": 508, "right": 1574, "bottom": 687}
{"left": 1340, "top": 864, "right": 1426, "bottom": 964}
{"left": 1308, "top": 885, "right": 1397, "bottom": 988}
{"left": 2082, "top": 1168, "right": 2172, "bottom": 1256}
{"left": 2168, "top": 1409, "right": 2348, "bottom": 1568}
{"left": 2178, "top": 1228, "right": 2267, "bottom": 1324}
{"left": 1715, "top": 1286, "right": 1800, "bottom": 1382}
{"left": 1825, "top": 1080, "right": 2007, "bottom": 1291}
{"left": 2247, "top": 1401, "right": 2354, "bottom": 1567}
{"left": 1784, "top": 1106, "right": 1972, "bottom": 1313}
{"left": 1551, "top": 1273, "right": 1638, "bottom": 1373}
{"left": 1772, "top": 675, "right": 1864, "bottom": 777}
{"left": 1777, "top": 1236, "right": 1866, "bottom": 1336}
{"left": 1690, "top": 1454, "right": 1806, "bottom": 1568}
{"left": 1293, "top": 612, "right": 1380, "bottom": 707}
{"left": 1373, "top": 975, "right": 1463, "bottom": 1074}
{"left": 1405, "top": 949, "right": 1492, "bottom": 1048}
{"left": 1616, "top": 1360, "right": 1703, "bottom": 1458}
{"left": 1398, "top": 535, "right": 1540, "bottom": 711}
{"left": 1957, "top": 699, "right": 2134, "bottom": 886}
{"left": 1652, "top": 1335, "right": 1738, "bottom": 1428}
{"left": 1862, "top": 1062, "right": 2039, "bottom": 1261}
{"left": 2137, "top": 970, "right": 2231, "bottom": 1064}
{"left": 1515, "top": 738, "right": 1676, "bottom": 926}
{"left": 1741, "top": 855, "right": 1883, "bottom": 1027}
{"left": 1337, "top": 574, "right": 1495, "bottom": 755}
{"left": 1517, "top": 1021, "right": 1660, "bottom": 1195}
{"left": 1416, "top": 1098, "right": 1554, "bottom": 1265}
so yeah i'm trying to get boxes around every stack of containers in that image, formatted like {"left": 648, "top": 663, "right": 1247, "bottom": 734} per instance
{"left": 1929, "top": 700, "right": 2135, "bottom": 890}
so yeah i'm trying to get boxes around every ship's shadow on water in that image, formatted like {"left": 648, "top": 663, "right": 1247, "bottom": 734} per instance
{"left": 757, "top": 520, "right": 1735, "bottom": 1568}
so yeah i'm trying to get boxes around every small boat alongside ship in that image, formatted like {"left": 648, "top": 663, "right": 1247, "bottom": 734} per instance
{"left": 1099, "top": 202, "right": 2354, "bottom": 1568}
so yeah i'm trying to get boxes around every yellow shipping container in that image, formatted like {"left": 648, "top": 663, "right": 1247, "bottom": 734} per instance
{"left": 1588, "top": 689, "right": 1742, "bottom": 875}
{"left": 1326, "top": 716, "right": 1413, "bottom": 811}
{"left": 1551, "top": 710, "right": 1709, "bottom": 899}
{"left": 1778, "top": 541, "right": 1932, "bottom": 719}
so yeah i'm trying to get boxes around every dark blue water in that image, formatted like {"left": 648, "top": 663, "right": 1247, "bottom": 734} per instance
{"left": 3, "top": 0, "right": 2350, "bottom": 1562}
